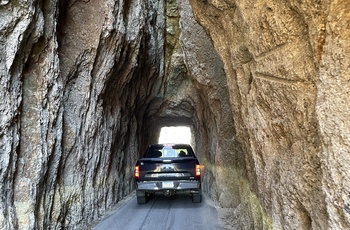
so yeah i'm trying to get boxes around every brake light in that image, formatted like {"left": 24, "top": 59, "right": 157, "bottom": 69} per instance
{"left": 196, "top": 164, "right": 201, "bottom": 177}
{"left": 134, "top": 166, "right": 140, "bottom": 178}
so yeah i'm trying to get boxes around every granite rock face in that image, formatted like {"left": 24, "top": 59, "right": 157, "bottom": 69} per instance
{"left": 0, "top": 0, "right": 349, "bottom": 229}
{"left": 188, "top": 0, "right": 350, "bottom": 229}
{"left": 1, "top": 0, "right": 165, "bottom": 228}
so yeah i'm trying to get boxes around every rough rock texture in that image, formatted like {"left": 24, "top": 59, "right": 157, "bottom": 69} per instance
{"left": 0, "top": 0, "right": 349, "bottom": 229}
{"left": 1, "top": 0, "right": 165, "bottom": 228}
{"left": 188, "top": 0, "right": 350, "bottom": 229}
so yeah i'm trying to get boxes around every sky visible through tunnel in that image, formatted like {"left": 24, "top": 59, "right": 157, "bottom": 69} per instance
{"left": 158, "top": 126, "right": 191, "bottom": 144}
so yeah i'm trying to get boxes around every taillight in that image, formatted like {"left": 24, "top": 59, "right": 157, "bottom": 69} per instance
{"left": 134, "top": 166, "right": 140, "bottom": 179}
{"left": 195, "top": 164, "right": 201, "bottom": 177}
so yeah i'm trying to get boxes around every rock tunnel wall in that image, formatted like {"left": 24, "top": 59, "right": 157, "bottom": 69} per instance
{"left": 1, "top": 0, "right": 166, "bottom": 228}
{"left": 189, "top": 0, "right": 350, "bottom": 229}
{"left": 0, "top": 0, "right": 350, "bottom": 229}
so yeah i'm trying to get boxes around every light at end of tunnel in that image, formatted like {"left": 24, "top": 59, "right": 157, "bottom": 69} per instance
{"left": 158, "top": 126, "right": 191, "bottom": 144}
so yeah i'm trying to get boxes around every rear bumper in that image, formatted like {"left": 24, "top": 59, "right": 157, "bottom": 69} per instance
{"left": 136, "top": 180, "right": 201, "bottom": 192}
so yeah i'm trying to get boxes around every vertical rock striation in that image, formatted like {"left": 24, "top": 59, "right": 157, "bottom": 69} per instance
{"left": 1, "top": 0, "right": 349, "bottom": 229}
{"left": 188, "top": 0, "right": 350, "bottom": 229}
{"left": 1, "top": 0, "right": 165, "bottom": 228}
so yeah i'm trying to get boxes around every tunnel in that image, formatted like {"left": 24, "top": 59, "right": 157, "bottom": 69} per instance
{"left": 1, "top": 0, "right": 350, "bottom": 229}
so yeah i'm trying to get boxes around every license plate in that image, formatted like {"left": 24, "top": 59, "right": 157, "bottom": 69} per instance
{"left": 162, "top": 182, "right": 174, "bottom": 188}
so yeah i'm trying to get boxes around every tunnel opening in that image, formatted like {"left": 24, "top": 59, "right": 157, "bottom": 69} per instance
{"left": 158, "top": 126, "right": 192, "bottom": 144}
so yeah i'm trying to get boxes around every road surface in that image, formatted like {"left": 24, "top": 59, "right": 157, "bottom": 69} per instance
{"left": 92, "top": 193, "right": 225, "bottom": 230}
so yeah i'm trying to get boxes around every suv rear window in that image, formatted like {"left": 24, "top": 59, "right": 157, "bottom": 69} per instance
{"left": 145, "top": 145, "right": 194, "bottom": 158}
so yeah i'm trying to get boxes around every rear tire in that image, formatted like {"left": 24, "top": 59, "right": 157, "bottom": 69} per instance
{"left": 136, "top": 190, "right": 147, "bottom": 204}
{"left": 192, "top": 193, "right": 201, "bottom": 203}
{"left": 137, "top": 196, "right": 147, "bottom": 204}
